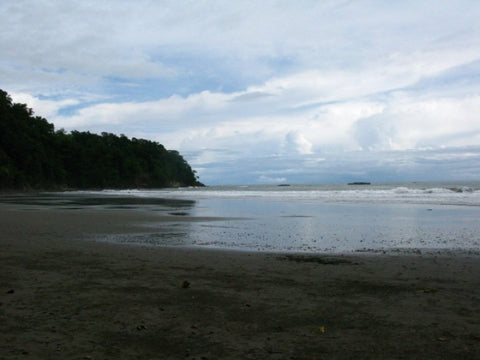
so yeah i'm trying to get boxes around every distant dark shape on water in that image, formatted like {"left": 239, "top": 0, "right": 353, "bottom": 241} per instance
{"left": 347, "top": 182, "right": 371, "bottom": 185}
{"left": 277, "top": 184, "right": 291, "bottom": 187}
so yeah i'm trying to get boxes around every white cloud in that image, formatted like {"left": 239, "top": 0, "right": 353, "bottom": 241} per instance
{"left": 3, "top": 1, "right": 479, "bottom": 93}
{"left": 10, "top": 92, "right": 79, "bottom": 119}
{"left": 12, "top": 70, "right": 480, "bottom": 184}
{"left": 2, "top": 1, "right": 480, "bottom": 183}
{"left": 283, "top": 131, "right": 313, "bottom": 155}
{"left": 258, "top": 175, "right": 287, "bottom": 184}
{"left": 353, "top": 94, "right": 480, "bottom": 151}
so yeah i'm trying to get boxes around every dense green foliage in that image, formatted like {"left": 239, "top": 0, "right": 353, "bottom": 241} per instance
{"left": 0, "top": 89, "right": 202, "bottom": 189}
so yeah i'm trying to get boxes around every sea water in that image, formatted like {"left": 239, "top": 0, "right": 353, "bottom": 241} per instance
{"left": 4, "top": 182, "right": 480, "bottom": 254}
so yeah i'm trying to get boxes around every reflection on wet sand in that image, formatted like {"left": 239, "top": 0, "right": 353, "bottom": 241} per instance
{"left": 0, "top": 193, "right": 196, "bottom": 212}
{"left": 2, "top": 192, "right": 480, "bottom": 254}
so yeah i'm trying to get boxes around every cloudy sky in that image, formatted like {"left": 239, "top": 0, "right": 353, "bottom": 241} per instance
{"left": 2, "top": 1, "right": 480, "bottom": 184}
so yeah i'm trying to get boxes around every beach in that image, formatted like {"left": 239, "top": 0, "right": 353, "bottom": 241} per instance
{"left": 1, "top": 206, "right": 479, "bottom": 359}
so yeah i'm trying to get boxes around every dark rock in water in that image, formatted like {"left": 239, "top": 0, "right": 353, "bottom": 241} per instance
{"left": 348, "top": 182, "right": 371, "bottom": 185}
{"left": 277, "top": 184, "right": 291, "bottom": 187}
{"left": 169, "top": 212, "right": 189, "bottom": 216}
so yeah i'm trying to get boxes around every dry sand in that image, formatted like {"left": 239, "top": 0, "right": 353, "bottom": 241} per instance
{"left": 1, "top": 207, "right": 479, "bottom": 359}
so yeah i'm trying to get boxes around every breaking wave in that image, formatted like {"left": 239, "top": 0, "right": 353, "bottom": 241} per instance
{"left": 84, "top": 183, "right": 480, "bottom": 207}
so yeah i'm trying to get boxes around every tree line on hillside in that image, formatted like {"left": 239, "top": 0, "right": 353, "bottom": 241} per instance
{"left": 0, "top": 89, "right": 203, "bottom": 190}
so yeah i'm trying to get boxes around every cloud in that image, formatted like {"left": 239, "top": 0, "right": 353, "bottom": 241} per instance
{"left": 283, "top": 131, "right": 313, "bottom": 155}
{"left": 2, "top": 1, "right": 480, "bottom": 184}
{"left": 3, "top": 1, "right": 479, "bottom": 95}
{"left": 258, "top": 175, "right": 287, "bottom": 184}
{"left": 10, "top": 70, "right": 480, "bottom": 184}
{"left": 10, "top": 92, "right": 79, "bottom": 119}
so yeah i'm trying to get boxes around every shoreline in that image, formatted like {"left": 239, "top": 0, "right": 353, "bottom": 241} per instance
{"left": 1, "top": 207, "right": 480, "bottom": 358}
{"left": 3, "top": 204, "right": 479, "bottom": 257}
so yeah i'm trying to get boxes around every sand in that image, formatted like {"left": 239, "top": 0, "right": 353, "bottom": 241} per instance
{"left": 1, "top": 207, "right": 479, "bottom": 359}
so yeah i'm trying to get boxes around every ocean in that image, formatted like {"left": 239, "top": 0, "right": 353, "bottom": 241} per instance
{"left": 3, "top": 181, "right": 480, "bottom": 254}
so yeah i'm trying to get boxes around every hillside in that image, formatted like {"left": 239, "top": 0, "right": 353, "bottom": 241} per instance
{"left": 0, "top": 89, "right": 203, "bottom": 190}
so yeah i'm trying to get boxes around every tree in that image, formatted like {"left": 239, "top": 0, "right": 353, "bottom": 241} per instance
{"left": 0, "top": 89, "right": 203, "bottom": 190}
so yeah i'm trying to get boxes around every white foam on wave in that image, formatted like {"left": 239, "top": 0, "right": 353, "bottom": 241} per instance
{"left": 74, "top": 185, "right": 480, "bottom": 207}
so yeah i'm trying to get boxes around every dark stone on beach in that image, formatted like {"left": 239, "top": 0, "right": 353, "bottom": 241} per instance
{"left": 281, "top": 255, "right": 356, "bottom": 265}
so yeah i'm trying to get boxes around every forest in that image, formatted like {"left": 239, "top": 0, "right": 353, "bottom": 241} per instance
{"left": 0, "top": 89, "right": 203, "bottom": 190}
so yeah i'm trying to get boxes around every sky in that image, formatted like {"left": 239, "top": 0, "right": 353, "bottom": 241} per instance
{"left": 2, "top": 0, "right": 480, "bottom": 185}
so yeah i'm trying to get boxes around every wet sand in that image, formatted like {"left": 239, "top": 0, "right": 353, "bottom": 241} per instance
{"left": 1, "top": 207, "right": 479, "bottom": 359}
